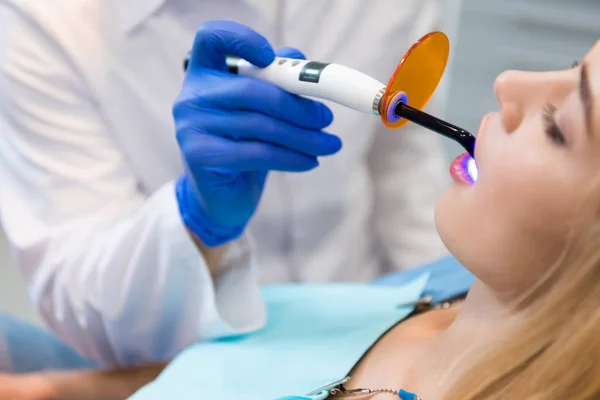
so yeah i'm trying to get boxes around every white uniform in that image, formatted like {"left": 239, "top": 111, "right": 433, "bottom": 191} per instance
{"left": 0, "top": 0, "right": 449, "bottom": 366}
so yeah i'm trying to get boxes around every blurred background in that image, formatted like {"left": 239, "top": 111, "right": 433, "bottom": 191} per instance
{"left": 1, "top": 0, "right": 598, "bottom": 327}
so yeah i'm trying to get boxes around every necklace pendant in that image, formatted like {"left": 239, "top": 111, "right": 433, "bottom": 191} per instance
{"left": 398, "top": 389, "right": 421, "bottom": 400}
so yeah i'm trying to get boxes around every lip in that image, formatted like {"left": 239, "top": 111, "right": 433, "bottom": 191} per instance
{"left": 450, "top": 152, "right": 477, "bottom": 185}
{"left": 448, "top": 112, "right": 493, "bottom": 185}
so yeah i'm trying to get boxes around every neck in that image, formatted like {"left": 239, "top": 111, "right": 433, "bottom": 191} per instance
{"left": 450, "top": 278, "right": 521, "bottom": 330}
{"left": 415, "top": 279, "right": 529, "bottom": 397}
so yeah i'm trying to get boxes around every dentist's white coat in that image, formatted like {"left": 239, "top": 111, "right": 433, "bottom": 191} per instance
{"left": 0, "top": 0, "right": 449, "bottom": 366}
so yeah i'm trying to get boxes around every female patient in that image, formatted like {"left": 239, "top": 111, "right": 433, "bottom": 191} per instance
{"left": 3, "top": 40, "right": 600, "bottom": 400}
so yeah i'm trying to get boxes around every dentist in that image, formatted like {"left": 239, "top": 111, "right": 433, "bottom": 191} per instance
{"left": 0, "top": 0, "right": 449, "bottom": 367}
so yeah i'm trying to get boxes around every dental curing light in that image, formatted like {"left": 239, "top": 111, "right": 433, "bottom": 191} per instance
{"left": 393, "top": 102, "right": 476, "bottom": 157}
{"left": 183, "top": 32, "right": 476, "bottom": 157}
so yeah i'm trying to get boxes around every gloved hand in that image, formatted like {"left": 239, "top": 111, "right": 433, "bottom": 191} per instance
{"left": 174, "top": 20, "right": 341, "bottom": 247}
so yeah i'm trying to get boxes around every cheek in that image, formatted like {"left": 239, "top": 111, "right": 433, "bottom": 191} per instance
{"left": 486, "top": 167, "right": 572, "bottom": 232}
{"left": 435, "top": 157, "right": 581, "bottom": 292}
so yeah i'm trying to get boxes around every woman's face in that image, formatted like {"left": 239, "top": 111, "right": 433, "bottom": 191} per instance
{"left": 436, "top": 41, "right": 600, "bottom": 294}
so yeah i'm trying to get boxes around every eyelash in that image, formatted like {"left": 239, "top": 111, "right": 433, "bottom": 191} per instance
{"left": 543, "top": 104, "right": 567, "bottom": 146}
{"left": 539, "top": 60, "right": 578, "bottom": 146}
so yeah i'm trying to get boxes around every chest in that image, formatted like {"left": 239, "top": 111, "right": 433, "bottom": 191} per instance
{"left": 343, "top": 307, "right": 458, "bottom": 399}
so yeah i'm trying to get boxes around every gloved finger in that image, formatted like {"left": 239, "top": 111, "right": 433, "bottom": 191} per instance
{"left": 180, "top": 133, "right": 320, "bottom": 172}
{"left": 198, "top": 77, "right": 334, "bottom": 131}
{"left": 275, "top": 46, "right": 306, "bottom": 60}
{"left": 190, "top": 20, "right": 275, "bottom": 71}
{"left": 196, "top": 111, "right": 342, "bottom": 157}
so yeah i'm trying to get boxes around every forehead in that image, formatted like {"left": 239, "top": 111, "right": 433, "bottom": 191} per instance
{"left": 587, "top": 40, "right": 600, "bottom": 91}
{"left": 588, "top": 39, "right": 600, "bottom": 61}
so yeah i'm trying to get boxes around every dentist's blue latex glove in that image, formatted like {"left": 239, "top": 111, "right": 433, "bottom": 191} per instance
{"left": 174, "top": 21, "right": 341, "bottom": 247}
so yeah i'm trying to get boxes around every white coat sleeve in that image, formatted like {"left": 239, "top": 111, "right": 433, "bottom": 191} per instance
{"left": 0, "top": 5, "right": 266, "bottom": 367}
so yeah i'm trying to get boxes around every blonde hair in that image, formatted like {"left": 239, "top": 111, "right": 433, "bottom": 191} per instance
{"left": 445, "top": 222, "right": 600, "bottom": 399}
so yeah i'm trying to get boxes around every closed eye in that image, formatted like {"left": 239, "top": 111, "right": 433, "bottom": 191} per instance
{"left": 543, "top": 104, "right": 567, "bottom": 146}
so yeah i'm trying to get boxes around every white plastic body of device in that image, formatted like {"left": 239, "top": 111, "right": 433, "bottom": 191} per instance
{"left": 230, "top": 56, "right": 387, "bottom": 116}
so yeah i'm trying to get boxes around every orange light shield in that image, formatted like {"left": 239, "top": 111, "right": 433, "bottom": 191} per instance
{"left": 381, "top": 31, "right": 450, "bottom": 129}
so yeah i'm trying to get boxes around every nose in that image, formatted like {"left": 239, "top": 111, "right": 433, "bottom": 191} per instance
{"left": 494, "top": 69, "right": 574, "bottom": 133}
{"left": 494, "top": 70, "right": 534, "bottom": 133}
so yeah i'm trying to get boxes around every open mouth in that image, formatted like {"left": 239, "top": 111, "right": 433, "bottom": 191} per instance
{"left": 450, "top": 152, "right": 478, "bottom": 185}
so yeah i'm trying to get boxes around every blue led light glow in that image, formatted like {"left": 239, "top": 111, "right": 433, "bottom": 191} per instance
{"left": 467, "top": 156, "right": 479, "bottom": 182}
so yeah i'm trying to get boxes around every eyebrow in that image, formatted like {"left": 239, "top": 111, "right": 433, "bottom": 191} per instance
{"left": 580, "top": 63, "right": 594, "bottom": 136}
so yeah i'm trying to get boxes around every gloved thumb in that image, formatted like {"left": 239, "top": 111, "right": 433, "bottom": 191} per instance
{"left": 190, "top": 20, "right": 275, "bottom": 71}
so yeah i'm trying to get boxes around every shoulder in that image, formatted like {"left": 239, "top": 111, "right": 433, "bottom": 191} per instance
{"left": 0, "top": 0, "right": 124, "bottom": 95}
{"left": 1, "top": 0, "right": 118, "bottom": 74}
{"left": 2, "top": 0, "right": 112, "bottom": 24}
{"left": 2, "top": 0, "right": 112, "bottom": 34}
